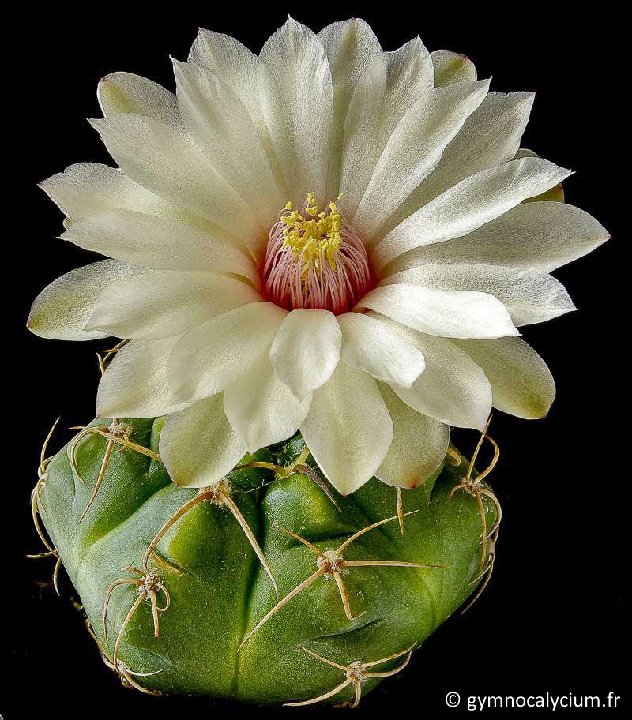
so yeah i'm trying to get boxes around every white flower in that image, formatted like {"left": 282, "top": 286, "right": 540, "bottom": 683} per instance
{"left": 28, "top": 19, "right": 608, "bottom": 495}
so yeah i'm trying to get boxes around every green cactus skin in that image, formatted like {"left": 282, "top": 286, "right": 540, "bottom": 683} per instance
{"left": 36, "top": 417, "right": 497, "bottom": 705}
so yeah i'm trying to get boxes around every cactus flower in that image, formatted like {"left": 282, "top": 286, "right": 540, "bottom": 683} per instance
{"left": 27, "top": 18, "right": 607, "bottom": 706}
{"left": 28, "top": 18, "right": 607, "bottom": 495}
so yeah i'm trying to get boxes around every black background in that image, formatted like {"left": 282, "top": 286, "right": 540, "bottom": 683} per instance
{"left": 5, "top": 3, "right": 628, "bottom": 718}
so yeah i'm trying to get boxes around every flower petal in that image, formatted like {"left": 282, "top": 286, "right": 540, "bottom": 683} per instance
{"left": 319, "top": 19, "right": 382, "bottom": 89}
{"left": 338, "top": 312, "right": 425, "bottom": 387}
{"left": 389, "top": 329, "right": 492, "bottom": 430}
{"left": 383, "top": 36, "right": 434, "bottom": 105}
{"left": 259, "top": 18, "right": 333, "bottom": 201}
{"left": 341, "top": 37, "right": 433, "bottom": 218}
{"left": 168, "top": 302, "right": 286, "bottom": 405}
{"left": 86, "top": 272, "right": 261, "bottom": 340}
{"left": 454, "top": 337, "right": 555, "bottom": 419}
{"left": 97, "top": 72, "right": 180, "bottom": 124}
{"left": 376, "top": 384, "right": 449, "bottom": 488}
{"left": 188, "top": 28, "right": 263, "bottom": 125}
{"left": 189, "top": 28, "right": 283, "bottom": 192}
{"left": 384, "top": 264, "right": 576, "bottom": 326}
{"left": 388, "top": 92, "right": 535, "bottom": 230}
{"left": 173, "top": 60, "right": 283, "bottom": 225}
{"left": 360, "top": 284, "right": 518, "bottom": 339}
{"left": 90, "top": 114, "right": 253, "bottom": 237}
{"left": 374, "top": 156, "right": 571, "bottom": 270}
{"left": 27, "top": 260, "right": 140, "bottom": 341}
{"left": 61, "top": 209, "right": 257, "bottom": 281}
{"left": 39, "top": 163, "right": 168, "bottom": 220}
{"left": 300, "top": 362, "right": 393, "bottom": 495}
{"left": 96, "top": 337, "right": 188, "bottom": 418}
{"left": 389, "top": 201, "right": 609, "bottom": 274}
{"left": 338, "top": 56, "right": 386, "bottom": 216}
{"left": 431, "top": 49, "right": 477, "bottom": 86}
{"left": 224, "top": 355, "right": 312, "bottom": 452}
{"left": 270, "top": 309, "right": 341, "bottom": 398}
{"left": 318, "top": 19, "right": 382, "bottom": 196}
{"left": 160, "top": 394, "right": 246, "bottom": 488}
{"left": 354, "top": 79, "right": 490, "bottom": 240}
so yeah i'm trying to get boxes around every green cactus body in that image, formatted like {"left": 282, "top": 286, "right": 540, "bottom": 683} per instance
{"left": 36, "top": 417, "right": 496, "bottom": 705}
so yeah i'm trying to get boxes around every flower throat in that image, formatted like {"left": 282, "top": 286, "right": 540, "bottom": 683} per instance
{"left": 263, "top": 193, "right": 372, "bottom": 315}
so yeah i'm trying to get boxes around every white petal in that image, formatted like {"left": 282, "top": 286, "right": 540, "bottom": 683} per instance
{"left": 383, "top": 37, "right": 434, "bottom": 107}
{"left": 319, "top": 19, "right": 382, "bottom": 92}
{"left": 338, "top": 55, "right": 386, "bottom": 216}
{"left": 431, "top": 49, "right": 477, "bottom": 86}
{"left": 374, "top": 156, "right": 571, "bottom": 270}
{"left": 360, "top": 284, "right": 518, "bottom": 339}
{"left": 168, "top": 302, "right": 286, "bottom": 405}
{"left": 173, "top": 60, "right": 283, "bottom": 225}
{"left": 61, "top": 209, "right": 257, "bottom": 282}
{"left": 189, "top": 28, "right": 285, "bottom": 201}
{"left": 388, "top": 92, "right": 535, "bottom": 230}
{"left": 97, "top": 72, "right": 180, "bottom": 125}
{"left": 341, "top": 37, "right": 433, "bottom": 217}
{"left": 188, "top": 28, "right": 264, "bottom": 126}
{"left": 318, "top": 19, "right": 382, "bottom": 196}
{"left": 86, "top": 272, "right": 261, "bottom": 340}
{"left": 338, "top": 312, "right": 425, "bottom": 387}
{"left": 354, "top": 79, "right": 490, "bottom": 239}
{"left": 39, "top": 163, "right": 170, "bottom": 220}
{"left": 160, "top": 395, "right": 246, "bottom": 488}
{"left": 376, "top": 385, "right": 449, "bottom": 488}
{"left": 96, "top": 337, "right": 188, "bottom": 418}
{"left": 90, "top": 114, "right": 254, "bottom": 238}
{"left": 27, "top": 260, "right": 140, "bottom": 341}
{"left": 421, "top": 93, "right": 534, "bottom": 201}
{"left": 454, "top": 337, "right": 555, "bottom": 419}
{"left": 224, "top": 355, "right": 312, "bottom": 452}
{"left": 269, "top": 309, "right": 341, "bottom": 398}
{"left": 384, "top": 264, "right": 576, "bottom": 326}
{"left": 301, "top": 362, "right": 393, "bottom": 495}
{"left": 389, "top": 329, "right": 492, "bottom": 429}
{"left": 259, "top": 18, "right": 333, "bottom": 201}
{"left": 389, "top": 201, "right": 609, "bottom": 274}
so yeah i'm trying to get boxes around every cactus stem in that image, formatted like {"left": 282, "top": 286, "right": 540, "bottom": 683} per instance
{"left": 78, "top": 430, "right": 116, "bottom": 523}
{"left": 460, "top": 525, "right": 499, "bottom": 615}
{"left": 30, "top": 484, "right": 54, "bottom": 552}
{"left": 240, "top": 566, "right": 329, "bottom": 651}
{"left": 86, "top": 616, "right": 163, "bottom": 695}
{"left": 238, "top": 445, "right": 340, "bottom": 509}
{"left": 143, "top": 480, "right": 278, "bottom": 597}
{"left": 110, "top": 663, "right": 163, "bottom": 696}
{"left": 27, "top": 418, "right": 63, "bottom": 594}
{"left": 220, "top": 491, "right": 279, "bottom": 598}
{"left": 239, "top": 513, "right": 444, "bottom": 648}
{"left": 282, "top": 447, "right": 340, "bottom": 508}
{"left": 102, "top": 565, "right": 171, "bottom": 670}
{"left": 284, "top": 643, "right": 415, "bottom": 707}
{"left": 449, "top": 416, "right": 503, "bottom": 575}
{"left": 296, "top": 463, "right": 340, "bottom": 510}
{"left": 30, "top": 417, "right": 60, "bottom": 550}
{"left": 69, "top": 420, "right": 162, "bottom": 523}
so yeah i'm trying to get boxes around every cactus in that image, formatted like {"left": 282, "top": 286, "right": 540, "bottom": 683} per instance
{"left": 32, "top": 417, "right": 498, "bottom": 705}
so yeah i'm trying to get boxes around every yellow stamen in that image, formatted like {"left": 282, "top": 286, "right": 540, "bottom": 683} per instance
{"left": 280, "top": 193, "right": 343, "bottom": 274}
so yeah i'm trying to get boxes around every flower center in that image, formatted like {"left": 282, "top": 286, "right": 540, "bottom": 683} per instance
{"left": 263, "top": 193, "right": 372, "bottom": 314}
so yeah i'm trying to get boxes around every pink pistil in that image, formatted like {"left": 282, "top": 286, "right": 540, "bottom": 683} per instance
{"left": 263, "top": 215, "right": 372, "bottom": 315}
